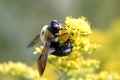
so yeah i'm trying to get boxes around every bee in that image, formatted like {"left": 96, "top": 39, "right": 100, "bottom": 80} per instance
{"left": 28, "top": 20, "right": 72, "bottom": 75}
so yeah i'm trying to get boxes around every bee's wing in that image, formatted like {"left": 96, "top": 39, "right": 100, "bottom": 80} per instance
{"left": 37, "top": 41, "right": 50, "bottom": 75}
{"left": 27, "top": 33, "right": 40, "bottom": 48}
{"left": 27, "top": 25, "right": 49, "bottom": 48}
{"left": 37, "top": 51, "right": 48, "bottom": 75}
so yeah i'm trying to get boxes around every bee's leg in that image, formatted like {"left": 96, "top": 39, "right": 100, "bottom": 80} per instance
{"left": 27, "top": 33, "right": 40, "bottom": 48}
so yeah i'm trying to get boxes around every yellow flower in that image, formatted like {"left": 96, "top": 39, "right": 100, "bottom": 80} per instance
{"left": 0, "top": 62, "right": 40, "bottom": 80}
{"left": 64, "top": 16, "right": 92, "bottom": 36}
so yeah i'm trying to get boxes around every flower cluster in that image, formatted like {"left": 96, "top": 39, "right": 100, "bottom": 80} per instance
{"left": 48, "top": 17, "right": 120, "bottom": 80}
{"left": 0, "top": 62, "right": 42, "bottom": 80}
{"left": 31, "top": 16, "right": 120, "bottom": 80}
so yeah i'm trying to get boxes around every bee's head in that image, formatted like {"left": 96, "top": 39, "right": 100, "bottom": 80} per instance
{"left": 49, "top": 20, "right": 61, "bottom": 34}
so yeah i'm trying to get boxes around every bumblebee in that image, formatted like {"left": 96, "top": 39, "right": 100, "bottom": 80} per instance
{"left": 28, "top": 20, "right": 72, "bottom": 75}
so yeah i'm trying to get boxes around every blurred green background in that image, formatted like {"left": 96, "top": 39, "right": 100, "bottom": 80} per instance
{"left": 0, "top": 0, "right": 120, "bottom": 64}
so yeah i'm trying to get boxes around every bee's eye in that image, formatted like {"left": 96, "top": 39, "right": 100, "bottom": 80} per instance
{"left": 53, "top": 24, "right": 59, "bottom": 29}
{"left": 51, "top": 20, "right": 61, "bottom": 29}
{"left": 49, "top": 20, "right": 61, "bottom": 34}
